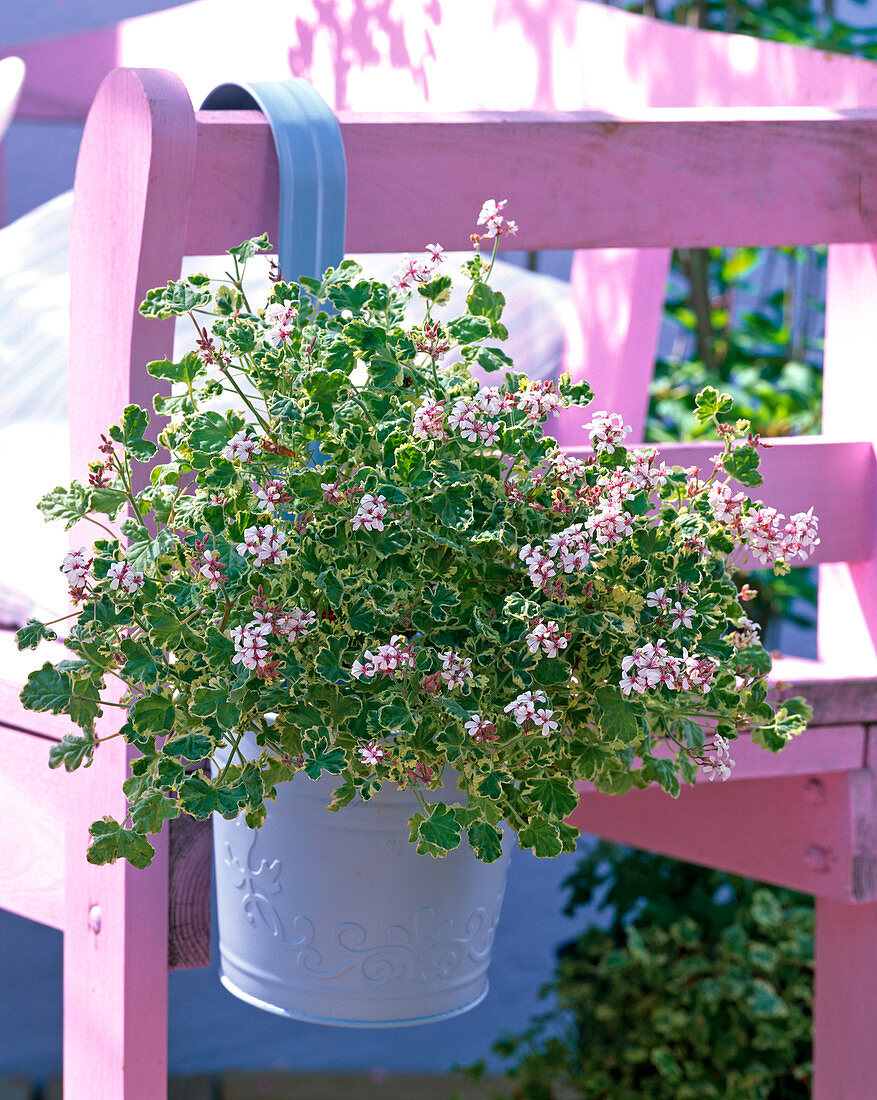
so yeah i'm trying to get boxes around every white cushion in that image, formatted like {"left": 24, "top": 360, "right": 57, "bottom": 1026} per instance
{"left": 0, "top": 191, "right": 573, "bottom": 628}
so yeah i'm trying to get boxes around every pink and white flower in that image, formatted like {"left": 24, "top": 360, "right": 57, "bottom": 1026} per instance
{"left": 504, "top": 690, "right": 549, "bottom": 726}
{"left": 703, "top": 735, "right": 735, "bottom": 781}
{"left": 321, "top": 480, "right": 344, "bottom": 504}
{"left": 264, "top": 301, "right": 297, "bottom": 346}
{"left": 532, "top": 708, "right": 559, "bottom": 736}
{"left": 390, "top": 244, "right": 444, "bottom": 291}
{"left": 358, "top": 740, "right": 386, "bottom": 767}
{"left": 646, "top": 588, "right": 670, "bottom": 611}
{"left": 553, "top": 451, "right": 589, "bottom": 484}
{"left": 727, "top": 616, "right": 761, "bottom": 648}
{"left": 518, "top": 543, "right": 558, "bottom": 589}
{"left": 670, "top": 602, "right": 694, "bottom": 630}
{"left": 254, "top": 479, "right": 291, "bottom": 513}
{"left": 627, "top": 449, "right": 671, "bottom": 493}
{"left": 352, "top": 636, "right": 416, "bottom": 680}
{"left": 464, "top": 714, "right": 499, "bottom": 743}
{"left": 709, "top": 482, "right": 746, "bottom": 528}
{"left": 351, "top": 493, "right": 388, "bottom": 532}
{"left": 477, "top": 198, "right": 508, "bottom": 238}
{"left": 545, "top": 524, "right": 592, "bottom": 575}
{"left": 62, "top": 547, "right": 91, "bottom": 595}
{"left": 585, "top": 501, "right": 633, "bottom": 546}
{"left": 413, "top": 395, "right": 446, "bottom": 441}
{"left": 236, "top": 525, "right": 288, "bottom": 566}
{"left": 230, "top": 620, "right": 272, "bottom": 672}
{"left": 516, "top": 380, "right": 564, "bottom": 421}
{"left": 107, "top": 560, "right": 145, "bottom": 595}
{"left": 584, "top": 411, "right": 630, "bottom": 454}
{"left": 525, "top": 620, "right": 569, "bottom": 659}
{"left": 438, "top": 650, "right": 474, "bottom": 688}
{"left": 679, "top": 652, "right": 719, "bottom": 694}
{"left": 222, "top": 430, "right": 261, "bottom": 463}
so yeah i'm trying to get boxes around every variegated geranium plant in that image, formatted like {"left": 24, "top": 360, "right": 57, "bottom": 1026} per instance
{"left": 18, "top": 202, "right": 816, "bottom": 868}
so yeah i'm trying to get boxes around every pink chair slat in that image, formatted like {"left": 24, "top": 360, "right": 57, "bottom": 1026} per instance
{"left": 563, "top": 437, "right": 872, "bottom": 568}
{"left": 186, "top": 109, "right": 877, "bottom": 258}
{"left": 554, "top": 0, "right": 877, "bottom": 437}
{"left": 69, "top": 66, "right": 196, "bottom": 485}
{"left": 5, "top": 29, "right": 119, "bottom": 120}
{"left": 571, "top": 765, "right": 875, "bottom": 904}
{"left": 813, "top": 898, "right": 877, "bottom": 1100}
{"left": 61, "top": 66, "right": 198, "bottom": 1100}
{"left": 0, "top": 726, "right": 66, "bottom": 929}
{"left": 819, "top": 242, "right": 877, "bottom": 671}
{"left": 557, "top": 248, "right": 671, "bottom": 445}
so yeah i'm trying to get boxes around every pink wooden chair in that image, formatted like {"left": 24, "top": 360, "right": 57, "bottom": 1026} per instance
{"left": 2, "top": 12, "right": 877, "bottom": 1100}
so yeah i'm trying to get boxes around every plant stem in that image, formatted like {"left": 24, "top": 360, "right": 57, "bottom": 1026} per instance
{"left": 84, "top": 514, "right": 121, "bottom": 540}
{"left": 221, "top": 366, "right": 271, "bottom": 434}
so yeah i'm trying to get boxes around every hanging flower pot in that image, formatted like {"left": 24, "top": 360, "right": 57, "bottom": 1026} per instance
{"left": 20, "top": 202, "right": 817, "bottom": 1029}
{"left": 213, "top": 734, "right": 511, "bottom": 1026}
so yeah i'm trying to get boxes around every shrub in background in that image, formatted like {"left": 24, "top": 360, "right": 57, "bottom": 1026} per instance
{"left": 463, "top": 842, "right": 813, "bottom": 1099}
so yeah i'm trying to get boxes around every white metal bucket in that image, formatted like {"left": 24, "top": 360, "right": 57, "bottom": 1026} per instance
{"left": 212, "top": 735, "right": 512, "bottom": 1027}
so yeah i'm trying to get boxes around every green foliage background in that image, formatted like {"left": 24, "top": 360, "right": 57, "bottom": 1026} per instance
{"left": 462, "top": 843, "right": 814, "bottom": 1100}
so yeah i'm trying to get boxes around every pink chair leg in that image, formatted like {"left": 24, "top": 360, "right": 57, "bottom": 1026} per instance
{"left": 813, "top": 898, "right": 877, "bottom": 1099}
{"left": 553, "top": 247, "right": 671, "bottom": 447}
{"left": 63, "top": 739, "right": 169, "bottom": 1099}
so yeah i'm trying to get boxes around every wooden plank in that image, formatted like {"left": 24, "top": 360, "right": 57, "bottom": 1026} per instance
{"left": 62, "top": 64, "right": 196, "bottom": 1100}
{"left": 821, "top": 245, "right": 877, "bottom": 670}
{"left": 220, "top": 1074, "right": 512, "bottom": 1099}
{"left": 188, "top": 108, "right": 877, "bottom": 258}
{"left": 770, "top": 665, "right": 877, "bottom": 728}
{"left": 695, "top": 725, "right": 866, "bottom": 783}
{"left": 813, "top": 899, "right": 877, "bottom": 1099}
{"left": 0, "top": 726, "right": 66, "bottom": 928}
{"left": 571, "top": 768, "right": 877, "bottom": 903}
{"left": 168, "top": 814, "right": 211, "bottom": 970}
{"left": 564, "top": 437, "right": 873, "bottom": 568}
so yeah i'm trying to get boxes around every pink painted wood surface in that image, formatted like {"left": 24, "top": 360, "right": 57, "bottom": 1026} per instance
{"left": 61, "top": 66, "right": 198, "bottom": 1100}
{"left": 3, "top": 28, "right": 118, "bottom": 120}
{"left": 563, "top": 437, "right": 872, "bottom": 568}
{"left": 555, "top": 0, "right": 877, "bottom": 437}
{"left": 813, "top": 898, "right": 877, "bottom": 1099}
{"left": 571, "top": 768, "right": 876, "bottom": 903}
{"left": 0, "top": 726, "right": 66, "bottom": 929}
{"left": 820, "top": 244, "right": 877, "bottom": 672}
{"left": 186, "top": 109, "right": 877, "bottom": 257}
{"left": 557, "top": 248, "right": 671, "bottom": 445}
{"left": 13, "top": 0, "right": 877, "bottom": 459}
{"left": 69, "top": 66, "right": 196, "bottom": 488}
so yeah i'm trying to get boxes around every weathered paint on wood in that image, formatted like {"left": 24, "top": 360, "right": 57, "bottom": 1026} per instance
{"left": 0, "top": 726, "right": 66, "bottom": 929}
{"left": 167, "top": 814, "right": 212, "bottom": 971}
{"left": 60, "top": 66, "right": 198, "bottom": 1100}
{"left": 813, "top": 898, "right": 877, "bottom": 1099}
{"left": 571, "top": 766, "right": 877, "bottom": 904}
{"left": 564, "top": 437, "right": 874, "bottom": 568}
{"left": 186, "top": 109, "right": 877, "bottom": 259}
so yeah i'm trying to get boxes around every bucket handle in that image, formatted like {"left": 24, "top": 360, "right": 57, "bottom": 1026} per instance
{"left": 201, "top": 79, "right": 347, "bottom": 284}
